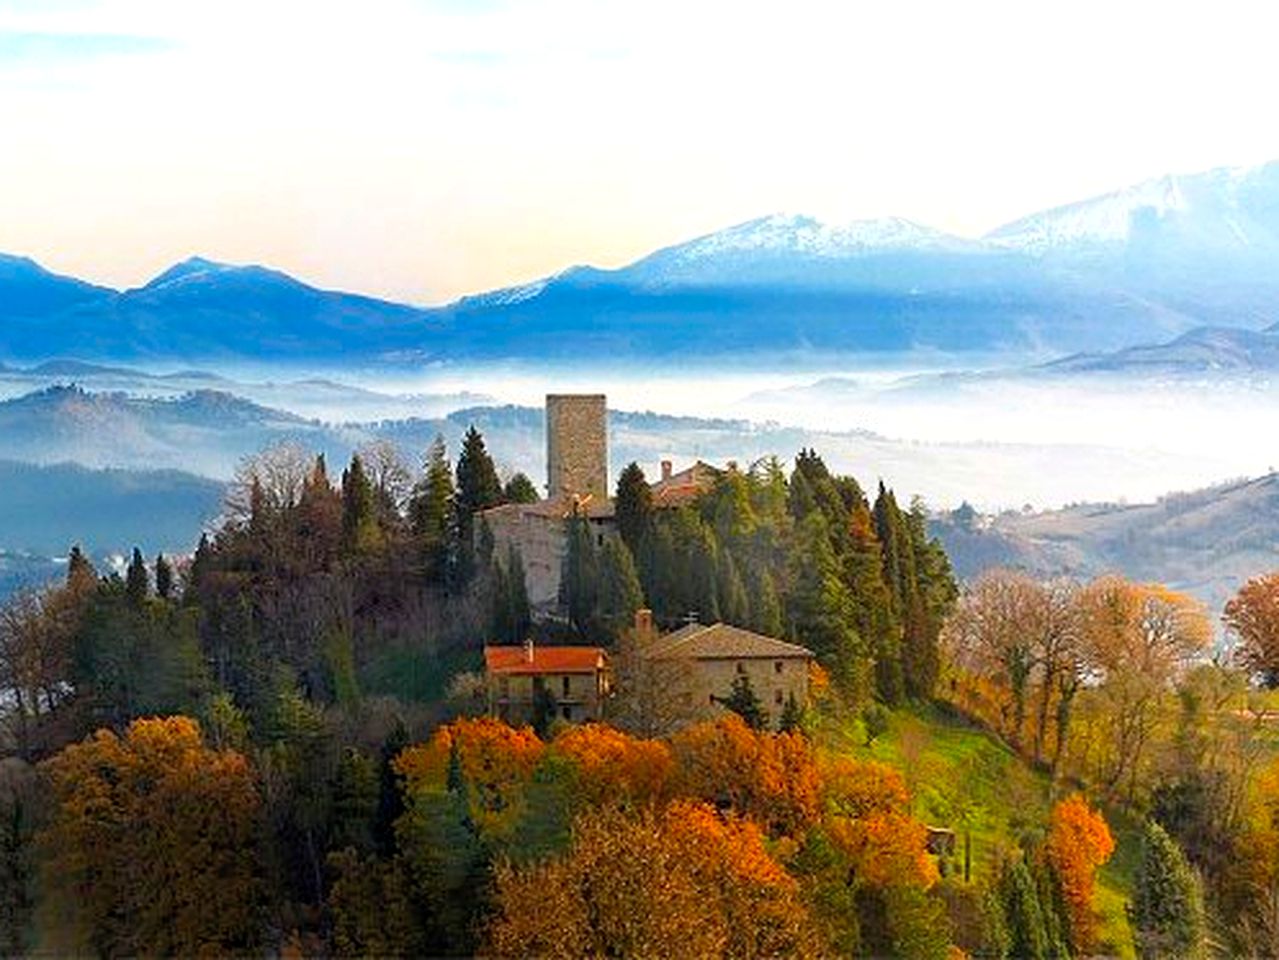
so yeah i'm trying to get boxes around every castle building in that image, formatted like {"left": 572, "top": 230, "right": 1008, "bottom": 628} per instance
{"left": 479, "top": 394, "right": 719, "bottom": 613}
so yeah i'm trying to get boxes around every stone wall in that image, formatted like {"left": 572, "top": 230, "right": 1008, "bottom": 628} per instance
{"left": 546, "top": 394, "right": 608, "bottom": 500}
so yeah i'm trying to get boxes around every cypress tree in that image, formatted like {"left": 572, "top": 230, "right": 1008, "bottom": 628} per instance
{"left": 560, "top": 513, "right": 598, "bottom": 635}
{"left": 787, "top": 512, "right": 864, "bottom": 699}
{"left": 614, "top": 462, "right": 653, "bottom": 555}
{"left": 507, "top": 544, "right": 531, "bottom": 642}
{"left": 1129, "top": 820, "right": 1206, "bottom": 960}
{"left": 716, "top": 550, "right": 750, "bottom": 627}
{"left": 598, "top": 538, "right": 644, "bottom": 640}
{"left": 750, "top": 569, "right": 784, "bottom": 638}
{"left": 125, "top": 547, "right": 148, "bottom": 604}
{"left": 154, "top": 553, "right": 173, "bottom": 600}
{"left": 998, "top": 858, "right": 1051, "bottom": 960}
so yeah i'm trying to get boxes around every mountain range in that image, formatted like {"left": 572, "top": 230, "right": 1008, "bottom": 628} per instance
{"left": 7, "top": 161, "right": 1279, "bottom": 366}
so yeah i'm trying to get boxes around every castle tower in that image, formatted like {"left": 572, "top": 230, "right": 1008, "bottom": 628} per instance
{"left": 546, "top": 394, "right": 608, "bottom": 501}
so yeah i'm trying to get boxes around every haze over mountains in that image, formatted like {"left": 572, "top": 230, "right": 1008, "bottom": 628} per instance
{"left": 6, "top": 160, "right": 1279, "bottom": 367}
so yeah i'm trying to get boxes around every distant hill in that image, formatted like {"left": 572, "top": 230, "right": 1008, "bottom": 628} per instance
{"left": 1042, "top": 323, "right": 1279, "bottom": 376}
{"left": 931, "top": 473, "right": 1279, "bottom": 618}
{"left": 0, "top": 460, "right": 223, "bottom": 557}
{"left": 8, "top": 161, "right": 1279, "bottom": 366}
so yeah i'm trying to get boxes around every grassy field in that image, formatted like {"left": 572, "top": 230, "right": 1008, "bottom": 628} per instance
{"left": 817, "top": 701, "right": 1140, "bottom": 958}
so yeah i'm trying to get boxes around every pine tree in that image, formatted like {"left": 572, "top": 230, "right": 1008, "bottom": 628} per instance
{"left": 503, "top": 472, "right": 539, "bottom": 504}
{"left": 1129, "top": 821, "right": 1206, "bottom": 960}
{"left": 154, "top": 553, "right": 174, "bottom": 600}
{"left": 408, "top": 436, "right": 456, "bottom": 584}
{"left": 614, "top": 462, "right": 653, "bottom": 555}
{"left": 998, "top": 858, "right": 1051, "bottom": 960}
{"left": 187, "top": 534, "right": 211, "bottom": 603}
{"left": 125, "top": 547, "right": 148, "bottom": 604}
{"left": 847, "top": 502, "right": 903, "bottom": 704}
{"left": 718, "top": 672, "right": 769, "bottom": 730}
{"left": 506, "top": 545, "right": 531, "bottom": 642}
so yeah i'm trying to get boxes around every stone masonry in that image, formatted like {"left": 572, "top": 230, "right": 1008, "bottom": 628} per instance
{"left": 546, "top": 393, "right": 608, "bottom": 500}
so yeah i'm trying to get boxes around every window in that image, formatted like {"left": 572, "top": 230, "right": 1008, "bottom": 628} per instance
{"left": 561, "top": 705, "right": 572, "bottom": 720}
{"left": 774, "top": 690, "right": 784, "bottom": 705}
{"left": 562, "top": 676, "right": 571, "bottom": 697}
{"left": 709, "top": 693, "right": 716, "bottom": 705}
{"left": 774, "top": 661, "right": 784, "bottom": 674}
{"left": 735, "top": 662, "right": 745, "bottom": 675}
{"left": 597, "top": 534, "right": 604, "bottom": 547}
{"left": 499, "top": 677, "right": 509, "bottom": 698}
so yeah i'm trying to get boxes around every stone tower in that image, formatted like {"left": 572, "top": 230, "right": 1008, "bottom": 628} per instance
{"left": 546, "top": 394, "right": 608, "bottom": 501}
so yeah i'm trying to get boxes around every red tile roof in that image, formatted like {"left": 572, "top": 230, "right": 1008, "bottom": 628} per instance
{"left": 484, "top": 645, "right": 606, "bottom": 675}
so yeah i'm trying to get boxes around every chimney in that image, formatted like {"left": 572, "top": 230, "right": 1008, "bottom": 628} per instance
{"left": 634, "top": 608, "right": 654, "bottom": 639}
{"left": 661, "top": 460, "right": 673, "bottom": 482}
{"left": 523, "top": 637, "right": 535, "bottom": 663}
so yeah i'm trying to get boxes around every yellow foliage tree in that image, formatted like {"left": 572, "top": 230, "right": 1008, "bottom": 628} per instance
{"left": 38, "top": 715, "right": 261, "bottom": 956}
{"left": 669, "top": 714, "right": 821, "bottom": 836}
{"left": 549, "top": 722, "right": 673, "bottom": 807}
{"left": 484, "top": 800, "right": 821, "bottom": 959}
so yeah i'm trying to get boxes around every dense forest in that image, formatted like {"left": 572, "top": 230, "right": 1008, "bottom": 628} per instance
{"left": 3, "top": 429, "right": 1279, "bottom": 957}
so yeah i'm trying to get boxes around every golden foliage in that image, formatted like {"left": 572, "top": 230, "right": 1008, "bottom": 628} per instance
{"left": 394, "top": 715, "right": 544, "bottom": 841}
{"left": 39, "top": 715, "right": 261, "bottom": 956}
{"left": 549, "top": 722, "right": 673, "bottom": 806}
{"left": 484, "top": 800, "right": 821, "bottom": 960}
{"left": 669, "top": 714, "right": 821, "bottom": 836}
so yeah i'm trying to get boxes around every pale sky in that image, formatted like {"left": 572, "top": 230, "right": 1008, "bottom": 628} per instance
{"left": 2, "top": 0, "right": 1279, "bottom": 304}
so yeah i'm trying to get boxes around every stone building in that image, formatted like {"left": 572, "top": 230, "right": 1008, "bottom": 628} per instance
{"left": 480, "top": 394, "right": 720, "bottom": 613}
{"left": 483, "top": 639, "right": 610, "bottom": 724}
{"left": 546, "top": 393, "right": 608, "bottom": 500}
{"left": 637, "top": 615, "right": 814, "bottom": 730}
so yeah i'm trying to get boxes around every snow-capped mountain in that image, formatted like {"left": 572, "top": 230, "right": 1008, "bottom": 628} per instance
{"left": 987, "top": 161, "right": 1279, "bottom": 259}
{"left": 7, "top": 158, "right": 1279, "bottom": 366}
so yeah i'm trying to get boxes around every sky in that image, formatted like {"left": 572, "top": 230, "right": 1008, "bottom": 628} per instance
{"left": 3, "top": 0, "right": 1279, "bottom": 305}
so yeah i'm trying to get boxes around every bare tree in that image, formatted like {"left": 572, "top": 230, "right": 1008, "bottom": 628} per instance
{"left": 356, "top": 439, "right": 414, "bottom": 517}
{"left": 224, "top": 440, "right": 314, "bottom": 526}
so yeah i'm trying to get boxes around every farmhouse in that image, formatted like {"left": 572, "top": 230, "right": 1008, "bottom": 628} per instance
{"left": 483, "top": 638, "right": 610, "bottom": 724}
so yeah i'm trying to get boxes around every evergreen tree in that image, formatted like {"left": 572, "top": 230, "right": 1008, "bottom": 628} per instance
{"left": 750, "top": 569, "right": 784, "bottom": 638}
{"left": 154, "top": 553, "right": 173, "bottom": 600}
{"left": 455, "top": 426, "right": 503, "bottom": 520}
{"left": 716, "top": 550, "right": 750, "bottom": 627}
{"left": 125, "top": 547, "right": 148, "bottom": 604}
{"left": 786, "top": 512, "right": 864, "bottom": 699}
{"left": 454, "top": 427, "right": 503, "bottom": 582}
{"left": 186, "top": 533, "right": 211, "bottom": 603}
{"left": 342, "top": 454, "right": 383, "bottom": 553}
{"left": 778, "top": 692, "right": 803, "bottom": 733}
{"left": 408, "top": 436, "right": 457, "bottom": 584}
{"left": 847, "top": 502, "right": 903, "bottom": 704}
{"left": 503, "top": 472, "right": 539, "bottom": 504}
{"left": 506, "top": 545, "right": 532, "bottom": 642}
{"left": 614, "top": 462, "right": 653, "bottom": 555}
{"left": 560, "top": 513, "right": 598, "bottom": 635}
{"left": 1129, "top": 821, "right": 1206, "bottom": 960}
{"left": 597, "top": 538, "right": 644, "bottom": 640}
{"left": 718, "top": 672, "right": 769, "bottom": 730}
{"left": 998, "top": 858, "right": 1051, "bottom": 960}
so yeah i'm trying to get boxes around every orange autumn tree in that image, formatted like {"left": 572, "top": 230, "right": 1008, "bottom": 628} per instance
{"left": 1225, "top": 572, "right": 1279, "bottom": 688}
{"left": 484, "top": 800, "right": 821, "bottom": 959}
{"left": 394, "top": 715, "right": 544, "bottom": 842}
{"left": 39, "top": 716, "right": 261, "bottom": 957}
{"left": 669, "top": 714, "right": 821, "bottom": 836}
{"left": 821, "top": 757, "right": 938, "bottom": 890}
{"left": 549, "top": 722, "right": 673, "bottom": 807}
{"left": 1043, "top": 793, "right": 1114, "bottom": 953}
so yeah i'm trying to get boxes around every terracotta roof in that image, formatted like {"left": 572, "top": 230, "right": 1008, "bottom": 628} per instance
{"left": 484, "top": 644, "right": 607, "bottom": 675}
{"left": 642, "top": 622, "right": 815, "bottom": 661}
